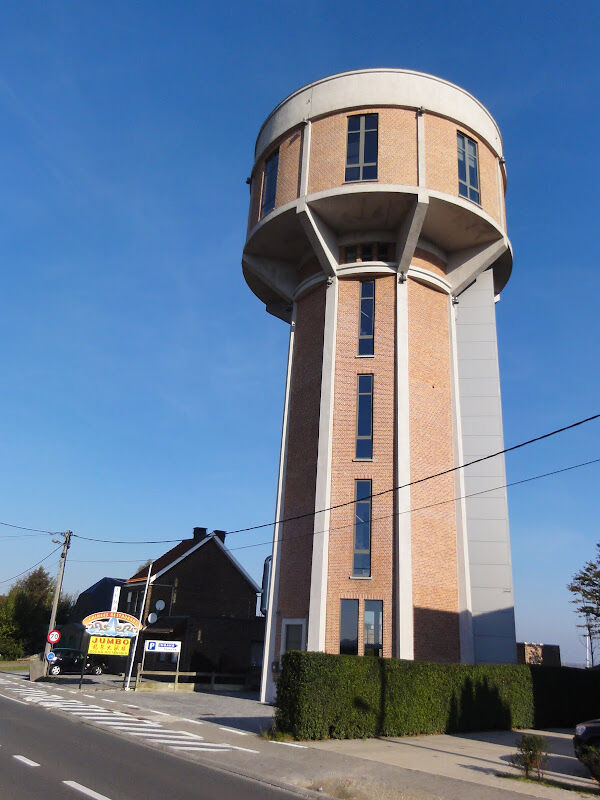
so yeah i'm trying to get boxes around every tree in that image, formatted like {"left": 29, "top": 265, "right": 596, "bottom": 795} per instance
{"left": 567, "top": 545, "right": 600, "bottom": 667}
{"left": 0, "top": 567, "right": 75, "bottom": 659}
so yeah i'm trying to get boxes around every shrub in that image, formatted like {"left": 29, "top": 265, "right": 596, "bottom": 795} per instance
{"left": 275, "top": 651, "right": 600, "bottom": 740}
{"left": 509, "top": 733, "right": 548, "bottom": 779}
{"left": 580, "top": 745, "right": 600, "bottom": 783}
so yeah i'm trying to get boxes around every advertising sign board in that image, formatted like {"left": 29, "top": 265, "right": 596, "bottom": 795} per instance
{"left": 88, "top": 636, "right": 131, "bottom": 656}
{"left": 82, "top": 611, "right": 141, "bottom": 639}
{"left": 144, "top": 640, "right": 181, "bottom": 653}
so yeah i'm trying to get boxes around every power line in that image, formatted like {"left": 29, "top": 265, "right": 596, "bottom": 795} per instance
{"left": 71, "top": 453, "right": 600, "bottom": 552}
{"left": 0, "top": 545, "right": 63, "bottom": 585}
{"left": 223, "top": 454, "right": 600, "bottom": 554}
{"left": 0, "top": 520, "right": 62, "bottom": 534}
{"left": 71, "top": 412, "right": 600, "bottom": 546}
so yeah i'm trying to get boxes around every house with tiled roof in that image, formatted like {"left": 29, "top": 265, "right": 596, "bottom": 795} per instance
{"left": 119, "top": 527, "right": 264, "bottom": 683}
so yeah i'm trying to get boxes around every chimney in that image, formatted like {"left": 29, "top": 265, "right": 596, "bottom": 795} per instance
{"left": 193, "top": 527, "right": 207, "bottom": 543}
{"left": 213, "top": 529, "right": 226, "bottom": 544}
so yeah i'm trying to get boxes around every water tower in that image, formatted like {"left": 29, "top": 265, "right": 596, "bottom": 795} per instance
{"left": 242, "top": 70, "right": 516, "bottom": 703}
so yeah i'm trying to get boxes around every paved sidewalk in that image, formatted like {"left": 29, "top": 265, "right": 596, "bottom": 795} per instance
{"left": 8, "top": 670, "right": 598, "bottom": 799}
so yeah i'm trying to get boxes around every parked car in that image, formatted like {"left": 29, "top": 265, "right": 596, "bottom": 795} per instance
{"left": 573, "top": 719, "right": 600, "bottom": 759}
{"left": 48, "top": 648, "right": 107, "bottom": 676}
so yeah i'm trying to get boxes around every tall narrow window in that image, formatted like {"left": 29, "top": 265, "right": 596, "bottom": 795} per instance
{"left": 339, "top": 599, "right": 359, "bottom": 654}
{"left": 457, "top": 132, "right": 480, "bottom": 204}
{"left": 345, "top": 114, "right": 378, "bottom": 182}
{"left": 283, "top": 622, "right": 303, "bottom": 652}
{"left": 356, "top": 375, "right": 373, "bottom": 459}
{"left": 261, "top": 149, "right": 279, "bottom": 217}
{"left": 359, "top": 280, "right": 375, "bottom": 355}
{"left": 364, "top": 600, "right": 383, "bottom": 657}
{"left": 353, "top": 479, "right": 372, "bottom": 576}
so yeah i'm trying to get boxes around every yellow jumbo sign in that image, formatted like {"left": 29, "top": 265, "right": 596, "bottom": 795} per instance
{"left": 88, "top": 636, "right": 131, "bottom": 656}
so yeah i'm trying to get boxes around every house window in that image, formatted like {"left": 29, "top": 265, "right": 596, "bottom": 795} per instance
{"left": 281, "top": 619, "right": 305, "bottom": 655}
{"left": 353, "top": 479, "right": 372, "bottom": 577}
{"left": 340, "top": 599, "right": 359, "bottom": 654}
{"left": 345, "top": 114, "right": 378, "bottom": 182}
{"left": 358, "top": 281, "right": 375, "bottom": 356}
{"left": 457, "top": 132, "right": 480, "bottom": 204}
{"left": 261, "top": 149, "right": 279, "bottom": 217}
{"left": 364, "top": 600, "right": 383, "bottom": 657}
{"left": 356, "top": 375, "right": 373, "bottom": 458}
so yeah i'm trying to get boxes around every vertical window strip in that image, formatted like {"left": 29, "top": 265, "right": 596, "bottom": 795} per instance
{"left": 356, "top": 374, "right": 373, "bottom": 458}
{"left": 261, "top": 149, "right": 279, "bottom": 216}
{"left": 457, "top": 132, "right": 480, "bottom": 204}
{"left": 345, "top": 114, "right": 378, "bottom": 182}
{"left": 353, "top": 479, "right": 372, "bottom": 577}
{"left": 340, "top": 599, "right": 359, "bottom": 654}
{"left": 364, "top": 600, "right": 383, "bottom": 657}
{"left": 358, "top": 280, "right": 375, "bottom": 355}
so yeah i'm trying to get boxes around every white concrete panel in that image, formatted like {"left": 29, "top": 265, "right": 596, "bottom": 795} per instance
{"left": 473, "top": 609, "right": 515, "bottom": 638}
{"left": 473, "top": 634, "right": 517, "bottom": 664}
{"left": 469, "top": 540, "right": 510, "bottom": 566}
{"left": 458, "top": 378, "right": 503, "bottom": 398}
{"left": 465, "top": 496, "right": 509, "bottom": 520}
{"left": 456, "top": 324, "right": 497, "bottom": 343}
{"left": 458, "top": 358, "right": 500, "bottom": 380}
{"left": 464, "top": 474, "right": 507, "bottom": 495}
{"left": 455, "top": 305, "right": 496, "bottom": 326}
{"left": 457, "top": 340, "right": 498, "bottom": 360}
{"left": 460, "top": 395, "right": 502, "bottom": 418}
{"left": 466, "top": 519, "right": 511, "bottom": 542}
{"left": 465, "top": 452, "right": 506, "bottom": 476}
{"left": 461, "top": 414, "right": 503, "bottom": 437}
{"left": 470, "top": 563, "right": 513, "bottom": 588}
{"left": 456, "top": 270, "right": 515, "bottom": 664}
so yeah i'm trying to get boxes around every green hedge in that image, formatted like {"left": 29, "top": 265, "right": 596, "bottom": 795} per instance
{"left": 275, "top": 651, "right": 600, "bottom": 740}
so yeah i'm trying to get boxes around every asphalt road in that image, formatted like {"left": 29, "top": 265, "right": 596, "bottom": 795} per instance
{"left": 0, "top": 694, "right": 301, "bottom": 800}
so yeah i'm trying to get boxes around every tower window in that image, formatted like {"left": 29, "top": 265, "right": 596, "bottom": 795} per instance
{"left": 353, "top": 479, "right": 372, "bottom": 577}
{"left": 261, "top": 149, "right": 279, "bottom": 217}
{"left": 358, "top": 281, "right": 375, "bottom": 356}
{"left": 457, "top": 132, "right": 480, "bottom": 204}
{"left": 339, "top": 599, "right": 359, "bottom": 654}
{"left": 356, "top": 375, "right": 373, "bottom": 458}
{"left": 345, "top": 114, "right": 378, "bottom": 182}
{"left": 364, "top": 600, "right": 383, "bottom": 657}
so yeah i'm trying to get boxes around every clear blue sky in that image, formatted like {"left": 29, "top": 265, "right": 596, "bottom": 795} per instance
{"left": 0, "top": 1, "right": 598, "bottom": 665}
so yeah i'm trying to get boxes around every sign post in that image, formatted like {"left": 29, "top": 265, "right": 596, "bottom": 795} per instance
{"left": 78, "top": 632, "right": 90, "bottom": 691}
{"left": 143, "top": 640, "right": 182, "bottom": 688}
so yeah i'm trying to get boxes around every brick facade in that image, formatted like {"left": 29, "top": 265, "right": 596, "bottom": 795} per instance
{"left": 407, "top": 275, "right": 459, "bottom": 660}
{"left": 274, "top": 284, "right": 326, "bottom": 658}
{"left": 326, "top": 275, "right": 396, "bottom": 657}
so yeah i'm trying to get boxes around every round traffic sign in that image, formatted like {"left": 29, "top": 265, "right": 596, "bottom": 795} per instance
{"left": 47, "top": 629, "right": 61, "bottom": 644}
{"left": 46, "top": 651, "right": 57, "bottom": 662}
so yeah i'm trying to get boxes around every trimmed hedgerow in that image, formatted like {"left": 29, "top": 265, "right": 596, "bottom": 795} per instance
{"left": 275, "top": 651, "right": 600, "bottom": 740}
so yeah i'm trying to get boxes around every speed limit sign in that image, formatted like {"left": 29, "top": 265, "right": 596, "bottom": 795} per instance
{"left": 47, "top": 629, "right": 61, "bottom": 645}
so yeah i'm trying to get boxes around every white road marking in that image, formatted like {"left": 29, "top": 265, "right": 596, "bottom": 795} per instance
{"left": 125, "top": 704, "right": 139, "bottom": 708}
{"left": 101, "top": 698, "right": 116, "bottom": 703}
{"left": 232, "top": 746, "right": 260, "bottom": 754}
{"left": 269, "top": 740, "right": 306, "bottom": 748}
{"left": 147, "top": 709, "right": 170, "bottom": 716}
{"left": 68, "top": 690, "right": 77, "bottom": 694}
{"left": 0, "top": 692, "right": 26, "bottom": 705}
{"left": 83, "top": 694, "right": 95, "bottom": 698}
{"left": 181, "top": 717, "right": 203, "bottom": 725}
{"left": 171, "top": 745, "right": 230, "bottom": 752}
{"left": 63, "top": 781, "right": 113, "bottom": 799}
{"left": 13, "top": 755, "right": 40, "bottom": 767}
{"left": 219, "top": 726, "right": 247, "bottom": 735}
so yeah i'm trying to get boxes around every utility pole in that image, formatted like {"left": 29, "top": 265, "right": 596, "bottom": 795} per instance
{"left": 43, "top": 530, "right": 72, "bottom": 673}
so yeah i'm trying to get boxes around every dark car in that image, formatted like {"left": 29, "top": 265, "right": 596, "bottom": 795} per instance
{"left": 48, "top": 648, "right": 106, "bottom": 676}
{"left": 573, "top": 719, "right": 600, "bottom": 759}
